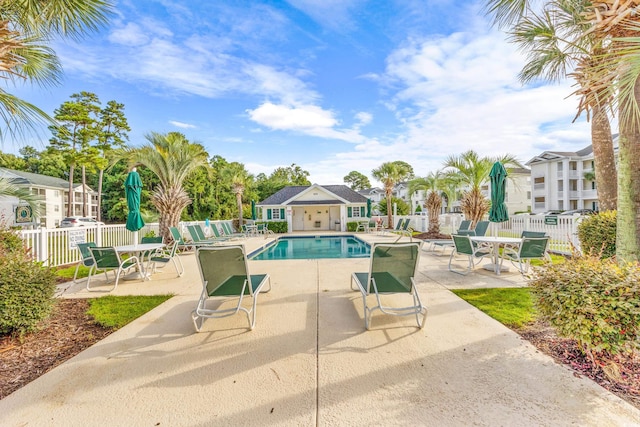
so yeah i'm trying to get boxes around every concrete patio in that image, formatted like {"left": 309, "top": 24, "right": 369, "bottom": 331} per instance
{"left": 1, "top": 233, "right": 638, "bottom": 426}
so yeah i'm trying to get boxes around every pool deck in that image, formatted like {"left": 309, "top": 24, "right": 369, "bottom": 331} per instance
{"left": 1, "top": 232, "right": 639, "bottom": 426}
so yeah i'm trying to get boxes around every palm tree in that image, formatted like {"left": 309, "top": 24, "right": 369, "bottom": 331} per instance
{"left": 409, "top": 171, "right": 444, "bottom": 235}
{"left": 0, "top": 1, "right": 112, "bottom": 140}
{"left": 485, "top": 0, "right": 640, "bottom": 260}
{"left": 0, "top": 177, "right": 42, "bottom": 218}
{"left": 500, "top": 1, "right": 618, "bottom": 211}
{"left": 441, "top": 171, "right": 463, "bottom": 213}
{"left": 125, "top": 132, "right": 208, "bottom": 241}
{"left": 444, "top": 150, "right": 523, "bottom": 227}
{"left": 222, "top": 163, "right": 253, "bottom": 227}
{"left": 372, "top": 161, "right": 413, "bottom": 229}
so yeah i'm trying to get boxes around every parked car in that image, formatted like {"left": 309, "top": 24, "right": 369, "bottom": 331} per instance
{"left": 535, "top": 210, "right": 563, "bottom": 215}
{"left": 559, "top": 209, "right": 596, "bottom": 216}
{"left": 59, "top": 216, "right": 105, "bottom": 228}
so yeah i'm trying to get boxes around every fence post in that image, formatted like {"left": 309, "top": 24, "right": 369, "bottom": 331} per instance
{"left": 39, "top": 227, "right": 48, "bottom": 265}
{"left": 96, "top": 223, "right": 103, "bottom": 246}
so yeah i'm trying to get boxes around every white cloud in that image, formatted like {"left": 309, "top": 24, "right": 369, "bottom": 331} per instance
{"left": 108, "top": 22, "right": 149, "bottom": 46}
{"left": 246, "top": 102, "right": 368, "bottom": 143}
{"left": 169, "top": 120, "right": 196, "bottom": 129}
{"left": 285, "top": 0, "right": 363, "bottom": 31}
{"left": 298, "top": 28, "right": 593, "bottom": 185}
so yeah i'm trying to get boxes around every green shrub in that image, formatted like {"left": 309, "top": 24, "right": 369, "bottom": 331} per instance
{"left": 346, "top": 221, "right": 358, "bottom": 232}
{"left": 577, "top": 210, "right": 616, "bottom": 259}
{"left": 0, "top": 228, "right": 57, "bottom": 335}
{"left": 259, "top": 221, "right": 287, "bottom": 233}
{"left": 530, "top": 255, "right": 640, "bottom": 359}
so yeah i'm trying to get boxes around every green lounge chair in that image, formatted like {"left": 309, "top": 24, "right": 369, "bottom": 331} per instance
{"left": 87, "top": 246, "right": 142, "bottom": 292}
{"left": 221, "top": 222, "right": 245, "bottom": 239}
{"left": 350, "top": 242, "right": 426, "bottom": 330}
{"left": 187, "top": 224, "right": 224, "bottom": 245}
{"left": 500, "top": 236, "right": 550, "bottom": 274}
{"left": 192, "top": 245, "right": 271, "bottom": 331}
{"left": 448, "top": 234, "right": 492, "bottom": 275}
{"left": 169, "top": 226, "right": 196, "bottom": 251}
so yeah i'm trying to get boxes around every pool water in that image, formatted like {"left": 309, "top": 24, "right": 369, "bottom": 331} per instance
{"left": 250, "top": 236, "right": 370, "bottom": 260}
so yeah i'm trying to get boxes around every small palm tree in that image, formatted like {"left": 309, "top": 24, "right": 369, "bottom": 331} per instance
{"left": 125, "top": 132, "right": 208, "bottom": 241}
{"left": 222, "top": 163, "right": 253, "bottom": 227}
{"left": 372, "top": 161, "right": 413, "bottom": 229}
{"left": 444, "top": 150, "right": 523, "bottom": 227}
{"left": 409, "top": 171, "right": 444, "bottom": 234}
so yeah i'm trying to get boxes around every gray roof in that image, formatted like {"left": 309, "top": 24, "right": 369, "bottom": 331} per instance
{"left": 259, "top": 185, "right": 368, "bottom": 205}
{"left": 526, "top": 134, "right": 619, "bottom": 165}
{"left": 358, "top": 187, "right": 383, "bottom": 196}
{"left": 0, "top": 167, "right": 83, "bottom": 190}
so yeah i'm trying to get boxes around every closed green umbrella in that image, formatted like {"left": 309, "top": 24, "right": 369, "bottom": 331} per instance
{"left": 125, "top": 169, "right": 145, "bottom": 238}
{"left": 366, "top": 198, "right": 372, "bottom": 218}
{"left": 251, "top": 200, "right": 257, "bottom": 220}
{"left": 488, "top": 161, "right": 509, "bottom": 223}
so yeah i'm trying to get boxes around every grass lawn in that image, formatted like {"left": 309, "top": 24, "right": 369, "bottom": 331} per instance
{"left": 87, "top": 295, "right": 173, "bottom": 328}
{"left": 451, "top": 287, "right": 537, "bottom": 328}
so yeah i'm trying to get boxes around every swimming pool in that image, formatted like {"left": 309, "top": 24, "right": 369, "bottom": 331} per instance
{"left": 250, "top": 235, "right": 371, "bottom": 260}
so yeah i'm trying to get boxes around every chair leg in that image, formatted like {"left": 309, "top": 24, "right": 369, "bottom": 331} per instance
{"left": 363, "top": 293, "right": 372, "bottom": 330}
{"left": 191, "top": 310, "right": 204, "bottom": 332}
{"left": 72, "top": 262, "right": 82, "bottom": 284}
{"left": 448, "top": 251, "right": 470, "bottom": 275}
{"left": 172, "top": 257, "right": 184, "bottom": 277}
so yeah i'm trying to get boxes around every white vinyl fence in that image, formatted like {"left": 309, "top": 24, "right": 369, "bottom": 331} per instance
{"left": 18, "top": 221, "right": 216, "bottom": 268}
{"left": 405, "top": 213, "right": 581, "bottom": 255}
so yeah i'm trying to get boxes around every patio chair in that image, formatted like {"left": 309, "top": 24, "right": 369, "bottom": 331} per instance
{"left": 356, "top": 220, "right": 369, "bottom": 233}
{"left": 73, "top": 242, "right": 97, "bottom": 284}
{"left": 192, "top": 245, "right": 272, "bottom": 331}
{"left": 448, "top": 234, "right": 491, "bottom": 275}
{"left": 256, "top": 222, "right": 274, "bottom": 237}
{"left": 431, "top": 219, "right": 472, "bottom": 252}
{"left": 147, "top": 240, "right": 184, "bottom": 277}
{"left": 499, "top": 236, "right": 550, "bottom": 274}
{"left": 140, "top": 236, "right": 164, "bottom": 265}
{"left": 86, "top": 246, "right": 142, "bottom": 292}
{"left": 521, "top": 230, "right": 547, "bottom": 238}
{"left": 472, "top": 220, "right": 490, "bottom": 237}
{"left": 221, "top": 222, "right": 246, "bottom": 239}
{"left": 350, "top": 242, "right": 427, "bottom": 330}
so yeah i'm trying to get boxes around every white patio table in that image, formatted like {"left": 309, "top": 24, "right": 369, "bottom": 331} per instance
{"left": 114, "top": 243, "right": 165, "bottom": 280}
{"left": 469, "top": 236, "right": 522, "bottom": 275}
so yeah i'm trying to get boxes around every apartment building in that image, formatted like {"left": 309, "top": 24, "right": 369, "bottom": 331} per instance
{"left": 0, "top": 167, "right": 98, "bottom": 228}
{"left": 526, "top": 140, "right": 617, "bottom": 213}
{"left": 480, "top": 168, "right": 532, "bottom": 214}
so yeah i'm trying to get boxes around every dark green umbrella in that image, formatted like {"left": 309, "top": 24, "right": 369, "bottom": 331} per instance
{"left": 251, "top": 200, "right": 257, "bottom": 220}
{"left": 366, "top": 198, "right": 372, "bottom": 218}
{"left": 125, "top": 169, "right": 145, "bottom": 233}
{"left": 488, "top": 161, "right": 509, "bottom": 223}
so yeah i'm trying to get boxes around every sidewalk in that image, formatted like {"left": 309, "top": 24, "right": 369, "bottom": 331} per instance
{"left": 1, "top": 234, "right": 639, "bottom": 426}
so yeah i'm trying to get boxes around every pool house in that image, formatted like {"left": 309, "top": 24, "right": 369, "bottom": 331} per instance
{"left": 257, "top": 184, "right": 370, "bottom": 232}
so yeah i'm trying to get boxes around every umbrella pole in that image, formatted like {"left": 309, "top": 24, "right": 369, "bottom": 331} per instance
{"left": 133, "top": 230, "right": 139, "bottom": 246}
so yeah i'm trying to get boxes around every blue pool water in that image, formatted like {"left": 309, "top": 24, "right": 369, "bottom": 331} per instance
{"left": 250, "top": 236, "right": 370, "bottom": 260}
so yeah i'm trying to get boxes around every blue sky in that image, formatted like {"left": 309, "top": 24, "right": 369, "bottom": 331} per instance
{"left": 11, "top": 0, "right": 594, "bottom": 186}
